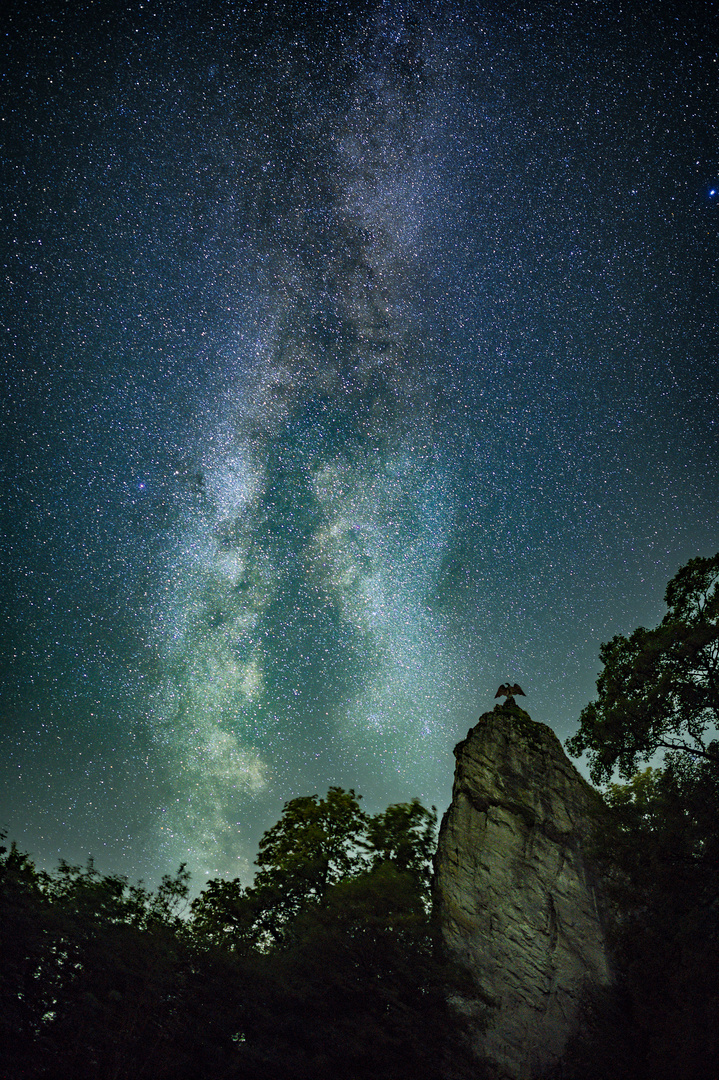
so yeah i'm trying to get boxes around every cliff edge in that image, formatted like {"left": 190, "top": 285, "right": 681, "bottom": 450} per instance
{"left": 434, "top": 703, "right": 612, "bottom": 1080}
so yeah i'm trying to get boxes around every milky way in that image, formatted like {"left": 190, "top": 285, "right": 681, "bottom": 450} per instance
{"left": 2, "top": 1, "right": 718, "bottom": 885}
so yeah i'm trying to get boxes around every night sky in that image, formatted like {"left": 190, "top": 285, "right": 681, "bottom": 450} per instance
{"left": 2, "top": 0, "right": 718, "bottom": 889}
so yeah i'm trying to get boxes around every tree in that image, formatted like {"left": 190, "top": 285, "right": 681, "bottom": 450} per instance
{"left": 564, "top": 760, "right": 719, "bottom": 1080}
{"left": 193, "top": 789, "right": 439, "bottom": 948}
{"left": 185, "top": 789, "right": 454, "bottom": 1080}
{"left": 364, "top": 798, "right": 437, "bottom": 903}
{"left": 0, "top": 835, "right": 52, "bottom": 1075}
{"left": 0, "top": 840, "right": 203, "bottom": 1080}
{"left": 2, "top": 791, "right": 447, "bottom": 1078}
{"left": 564, "top": 555, "right": 719, "bottom": 1078}
{"left": 189, "top": 875, "right": 257, "bottom": 953}
{"left": 567, "top": 552, "right": 719, "bottom": 784}
{"left": 249, "top": 787, "right": 369, "bottom": 942}
{"left": 235, "top": 865, "right": 456, "bottom": 1080}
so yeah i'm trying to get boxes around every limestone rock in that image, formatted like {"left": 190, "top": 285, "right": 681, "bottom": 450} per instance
{"left": 434, "top": 703, "right": 612, "bottom": 1080}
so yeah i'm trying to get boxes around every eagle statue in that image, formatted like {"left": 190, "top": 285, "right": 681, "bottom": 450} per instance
{"left": 495, "top": 683, "right": 526, "bottom": 703}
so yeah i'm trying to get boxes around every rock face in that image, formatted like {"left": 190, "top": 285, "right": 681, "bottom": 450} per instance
{"left": 434, "top": 703, "right": 612, "bottom": 1080}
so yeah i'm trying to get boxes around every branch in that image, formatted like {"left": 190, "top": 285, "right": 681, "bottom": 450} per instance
{"left": 656, "top": 739, "right": 718, "bottom": 762}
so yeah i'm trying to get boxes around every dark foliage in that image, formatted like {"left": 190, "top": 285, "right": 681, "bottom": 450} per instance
{"left": 567, "top": 552, "right": 719, "bottom": 784}
{"left": 564, "top": 553, "right": 719, "bottom": 1079}
{"left": 0, "top": 840, "right": 201, "bottom": 1080}
{"left": 233, "top": 866, "right": 457, "bottom": 1080}
{"left": 1, "top": 793, "right": 464, "bottom": 1080}
{"left": 559, "top": 759, "right": 719, "bottom": 1080}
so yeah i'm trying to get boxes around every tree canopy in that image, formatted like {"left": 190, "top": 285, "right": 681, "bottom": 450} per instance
{"left": 191, "top": 788, "right": 438, "bottom": 948}
{"left": 563, "top": 553, "right": 719, "bottom": 1079}
{"left": 250, "top": 786, "right": 369, "bottom": 940}
{"left": 1, "top": 791, "right": 454, "bottom": 1080}
{"left": 566, "top": 552, "right": 719, "bottom": 784}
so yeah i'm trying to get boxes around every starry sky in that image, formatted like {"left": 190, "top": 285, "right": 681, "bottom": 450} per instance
{"left": 2, "top": 0, "right": 718, "bottom": 888}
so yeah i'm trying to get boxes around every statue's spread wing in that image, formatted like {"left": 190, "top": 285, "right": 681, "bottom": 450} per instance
{"left": 495, "top": 684, "right": 509, "bottom": 698}
{"left": 510, "top": 684, "right": 526, "bottom": 696}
